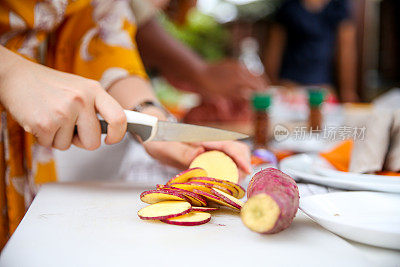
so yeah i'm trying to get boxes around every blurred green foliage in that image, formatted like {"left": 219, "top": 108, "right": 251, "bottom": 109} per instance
{"left": 159, "top": 9, "right": 229, "bottom": 61}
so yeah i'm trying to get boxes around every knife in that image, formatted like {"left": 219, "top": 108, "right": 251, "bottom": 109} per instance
{"left": 80, "top": 110, "right": 248, "bottom": 142}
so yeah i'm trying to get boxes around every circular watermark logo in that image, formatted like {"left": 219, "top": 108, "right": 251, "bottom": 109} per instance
{"left": 273, "top": 124, "right": 290, "bottom": 142}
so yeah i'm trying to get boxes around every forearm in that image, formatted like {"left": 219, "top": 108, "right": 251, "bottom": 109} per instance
{"left": 337, "top": 22, "right": 357, "bottom": 102}
{"left": 136, "top": 18, "right": 206, "bottom": 91}
{"left": 264, "top": 24, "right": 286, "bottom": 85}
{"left": 107, "top": 76, "right": 167, "bottom": 120}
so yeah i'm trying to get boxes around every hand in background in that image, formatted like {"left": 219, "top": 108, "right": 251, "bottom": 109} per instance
{"left": 143, "top": 140, "right": 251, "bottom": 181}
{"left": 165, "top": 59, "right": 268, "bottom": 100}
{"left": 196, "top": 60, "right": 268, "bottom": 100}
{"left": 0, "top": 47, "right": 126, "bottom": 150}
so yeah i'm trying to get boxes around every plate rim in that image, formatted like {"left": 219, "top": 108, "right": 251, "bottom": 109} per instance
{"left": 300, "top": 191, "right": 400, "bottom": 236}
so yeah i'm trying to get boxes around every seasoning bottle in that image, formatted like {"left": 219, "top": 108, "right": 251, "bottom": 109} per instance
{"left": 308, "top": 89, "right": 324, "bottom": 131}
{"left": 252, "top": 93, "right": 271, "bottom": 149}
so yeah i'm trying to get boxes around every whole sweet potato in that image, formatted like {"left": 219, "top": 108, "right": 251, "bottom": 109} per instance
{"left": 241, "top": 168, "right": 299, "bottom": 234}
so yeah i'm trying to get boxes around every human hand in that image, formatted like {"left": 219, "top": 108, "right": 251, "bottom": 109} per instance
{"left": 184, "top": 96, "right": 252, "bottom": 123}
{"left": 196, "top": 59, "right": 268, "bottom": 100}
{"left": 0, "top": 48, "right": 126, "bottom": 150}
{"left": 143, "top": 140, "right": 251, "bottom": 181}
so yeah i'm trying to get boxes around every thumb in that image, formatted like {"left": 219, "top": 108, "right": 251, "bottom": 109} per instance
{"left": 144, "top": 142, "right": 205, "bottom": 170}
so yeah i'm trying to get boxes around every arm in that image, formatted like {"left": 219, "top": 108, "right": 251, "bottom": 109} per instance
{"left": 337, "top": 21, "right": 358, "bottom": 102}
{"left": 136, "top": 18, "right": 207, "bottom": 92}
{"left": 0, "top": 45, "right": 126, "bottom": 150}
{"left": 264, "top": 23, "right": 286, "bottom": 85}
{"left": 107, "top": 76, "right": 251, "bottom": 175}
{"left": 136, "top": 18, "right": 267, "bottom": 99}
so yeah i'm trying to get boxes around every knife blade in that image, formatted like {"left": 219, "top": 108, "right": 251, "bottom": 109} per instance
{"left": 97, "top": 110, "right": 249, "bottom": 142}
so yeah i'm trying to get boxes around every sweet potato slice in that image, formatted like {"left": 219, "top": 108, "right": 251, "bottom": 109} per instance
{"left": 138, "top": 201, "right": 192, "bottom": 220}
{"left": 222, "top": 181, "right": 246, "bottom": 199}
{"left": 186, "top": 181, "right": 233, "bottom": 196}
{"left": 140, "top": 189, "right": 188, "bottom": 204}
{"left": 169, "top": 183, "right": 213, "bottom": 194}
{"left": 191, "top": 207, "right": 219, "bottom": 212}
{"left": 193, "top": 189, "right": 240, "bottom": 211}
{"left": 161, "top": 211, "right": 211, "bottom": 226}
{"left": 189, "top": 151, "right": 239, "bottom": 183}
{"left": 188, "top": 177, "right": 238, "bottom": 197}
{"left": 166, "top": 168, "right": 207, "bottom": 185}
{"left": 160, "top": 188, "right": 207, "bottom": 207}
{"left": 211, "top": 188, "right": 244, "bottom": 210}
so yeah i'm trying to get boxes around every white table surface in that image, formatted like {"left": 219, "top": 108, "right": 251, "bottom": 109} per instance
{"left": 1, "top": 182, "right": 399, "bottom": 267}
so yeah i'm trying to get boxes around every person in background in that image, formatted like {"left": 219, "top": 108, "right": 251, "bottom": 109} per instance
{"left": 0, "top": 0, "right": 250, "bottom": 249}
{"left": 131, "top": 0, "right": 268, "bottom": 122}
{"left": 264, "top": 0, "right": 358, "bottom": 102}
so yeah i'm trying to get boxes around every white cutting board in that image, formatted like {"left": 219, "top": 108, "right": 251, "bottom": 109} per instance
{"left": 0, "top": 182, "right": 372, "bottom": 267}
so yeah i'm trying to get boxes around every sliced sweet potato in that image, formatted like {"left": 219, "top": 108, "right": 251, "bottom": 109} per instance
{"left": 188, "top": 177, "right": 238, "bottom": 197}
{"left": 191, "top": 207, "right": 219, "bottom": 212}
{"left": 160, "top": 188, "right": 207, "bottom": 207}
{"left": 211, "top": 188, "right": 244, "bottom": 210}
{"left": 169, "top": 183, "right": 213, "bottom": 194}
{"left": 193, "top": 189, "right": 240, "bottom": 211}
{"left": 186, "top": 181, "right": 233, "bottom": 196}
{"left": 161, "top": 211, "right": 211, "bottom": 226}
{"left": 138, "top": 201, "right": 192, "bottom": 220}
{"left": 166, "top": 168, "right": 207, "bottom": 185}
{"left": 222, "top": 180, "right": 246, "bottom": 199}
{"left": 140, "top": 189, "right": 188, "bottom": 204}
{"left": 189, "top": 151, "right": 239, "bottom": 183}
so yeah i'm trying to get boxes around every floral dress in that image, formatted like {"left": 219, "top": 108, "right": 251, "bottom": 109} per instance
{"left": 0, "top": 0, "right": 147, "bottom": 248}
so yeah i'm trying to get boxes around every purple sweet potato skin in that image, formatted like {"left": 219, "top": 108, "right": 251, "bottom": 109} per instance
{"left": 247, "top": 168, "right": 299, "bottom": 234}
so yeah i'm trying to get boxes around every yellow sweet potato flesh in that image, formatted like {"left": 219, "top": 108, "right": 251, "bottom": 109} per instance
{"left": 240, "top": 194, "right": 280, "bottom": 233}
{"left": 138, "top": 201, "right": 192, "bottom": 220}
{"left": 189, "top": 151, "right": 239, "bottom": 183}
{"left": 162, "top": 211, "right": 211, "bottom": 225}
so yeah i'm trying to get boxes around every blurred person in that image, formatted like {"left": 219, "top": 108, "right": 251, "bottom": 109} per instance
{"left": 0, "top": 0, "right": 250, "bottom": 247}
{"left": 264, "top": 0, "right": 358, "bottom": 102}
{"left": 131, "top": 0, "right": 268, "bottom": 122}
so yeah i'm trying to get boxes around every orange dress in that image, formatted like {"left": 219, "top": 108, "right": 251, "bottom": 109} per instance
{"left": 0, "top": 0, "right": 147, "bottom": 249}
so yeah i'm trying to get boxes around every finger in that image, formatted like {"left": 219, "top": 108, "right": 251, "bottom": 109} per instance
{"left": 95, "top": 90, "right": 126, "bottom": 145}
{"left": 52, "top": 118, "right": 76, "bottom": 150}
{"left": 199, "top": 141, "right": 252, "bottom": 174}
{"left": 73, "top": 108, "right": 101, "bottom": 150}
{"left": 145, "top": 141, "right": 205, "bottom": 170}
{"left": 33, "top": 120, "right": 58, "bottom": 148}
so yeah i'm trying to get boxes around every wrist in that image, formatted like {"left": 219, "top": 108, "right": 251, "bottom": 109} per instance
{"left": 140, "top": 105, "right": 168, "bottom": 121}
{"left": 188, "top": 61, "right": 209, "bottom": 92}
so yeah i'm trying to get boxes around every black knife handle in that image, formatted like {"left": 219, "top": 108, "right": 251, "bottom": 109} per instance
{"left": 73, "top": 120, "right": 108, "bottom": 135}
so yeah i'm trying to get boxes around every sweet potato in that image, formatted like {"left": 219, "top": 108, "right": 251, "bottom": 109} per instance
{"left": 189, "top": 151, "right": 239, "bottom": 183}
{"left": 240, "top": 168, "right": 299, "bottom": 234}
{"left": 193, "top": 189, "right": 240, "bottom": 211}
{"left": 138, "top": 201, "right": 192, "bottom": 220}
{"left": 211, "top": 188, "right": 244, "bottom": 210}
{"left": 166, "top": 168, "right": 207, "bottom": 185}
{"left": 140, "top": 189, "right": 188, "bottom": 204}
{"left": 191, "top": 207, "right": 219, "bottom": 212}
{"left": 169, "top": 182, "right": 212, "bottom": 193}
{"left": 161, "top": 211, "right": 211, "bottom": 226}
{"left": 186, "top": 181, "right": 234, "bottom": 196}
{"left": 188, "top": 177, "right": 239, "bottom": 197}
{"left": 160, "top": 188, "right": 207, "bottom": 207}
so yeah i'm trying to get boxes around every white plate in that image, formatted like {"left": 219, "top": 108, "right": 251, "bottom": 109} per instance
{"left": 280, "top": 154, "right": 400, "bottom": 193}
{"left": 271, "top": 136, "right": 335, "bottom": 153}
{"left": 300, "top": 192, "right": 400, "bottom": 249}
{"left": 312, "top": 156, "right": 400, "bottom": 182}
